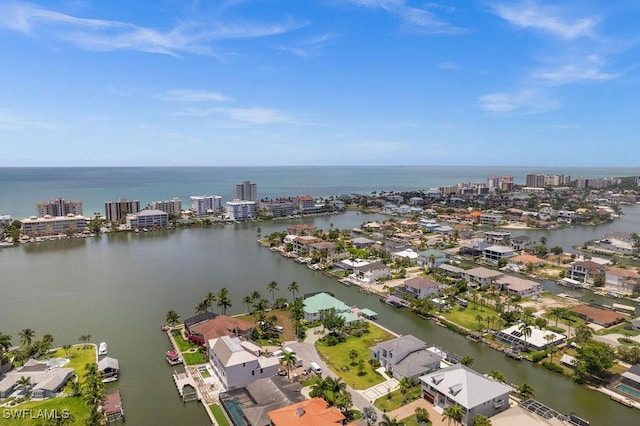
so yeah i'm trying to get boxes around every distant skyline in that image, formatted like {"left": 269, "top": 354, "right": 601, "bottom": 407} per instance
{"left": 0, "top": 1, "right": 639, "bottom": 167}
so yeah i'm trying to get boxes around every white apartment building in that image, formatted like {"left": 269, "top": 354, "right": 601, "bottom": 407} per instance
{"left": 190, "top": 195, "right": 222, "bottom": 216}
{"left": 36, "top": 198, "right": 83, "bottom": 218}
{"left": 149, "top": 198, "right": 182, "bottom": 216}
{"left": 21, "top": 214, "right": 86, "bottom": 236}
{"left": 226, "top": 200, "right": 256, "bottom": 220}
{"left": 126, "top": 210, "right": 169, "bottom": 229}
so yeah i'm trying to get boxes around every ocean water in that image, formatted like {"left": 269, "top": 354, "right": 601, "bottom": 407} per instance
{"left": 0, "top": 166, "right": 638, "bottom": 219}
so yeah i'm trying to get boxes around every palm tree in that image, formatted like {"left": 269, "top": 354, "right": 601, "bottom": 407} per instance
{"left": 564, "top": 311, "right": 576, "bottom": 338}
{"left": 165, "top": 310, "right": 181, "bottom": 327}
{"left": 415, "top": 407, "right": 430, "bottom": 424}
{"left": 475, "top": 314, "right": 484, "bottom": 330}
{"left": 267, "top": 281, "right": 279, "bottom": 307}
{"left": 19, "top": 328, "right": 35, "bottom": 349}
{"left": 519, "top": 322, "right": 532, "bottom": 348}
{"left": 460, "top": 355, "right": 474, "bottom": 367}
{"left": 472, "top": 414, "right": 492, "bottom": 426}
{"left": 0, "top": 332, "right": 11, "bottom": 372}
{"left": 203, "top": 292, "right": 217, "bottom": 313}
{"left": 288, "top": 281, "right": 299, "bottom": 300}
{"left": 349, "top": 349, "right": 359, "bottom": 366}
{"left": 16, "top": 376, "right": 32, "bottom": 397}
{"left": 242, "top": 295, "right": 254, "bottom": 314}
{"left": 488, "top": 369, "right": 506, "bottom": 383}
{"left": 280, "top": 350, "right": 297, "bottom": 381}
{"left": 195, "top": 300, "right": 209, "bottom": 314}
{"left": 378, "top": 414, "right": 403, "bottom": 426}
{"left": 550, "top": 307, "right": 566, "bottom": 328}
{"left": 442, "top": 404, "right": 464, "bottom": 426}
{"left": 217, "top": 287, "right": 232, "bottom": 315}
{"left": 324, "top": 376, "right": 347, "bottom": 406}
{"left": 548, "top": 345, "right": 560, "bottom": 363}
{"left": 517, "top": 381, "right": 535, "bottom": 399}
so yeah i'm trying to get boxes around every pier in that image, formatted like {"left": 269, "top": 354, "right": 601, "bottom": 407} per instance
{"left": 172, "top": 371, "right": 201, "bottom": 402}
{"left": 104, "top": 389, "right": 125, "bottom": 423}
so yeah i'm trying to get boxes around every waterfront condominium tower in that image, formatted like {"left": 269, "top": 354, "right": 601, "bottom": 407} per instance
{"left": 190, "top": 195, "right": 222, "bottom": 216}
{"left": 36, "top": 198, "right": 83, "bottom": 217}
{"left": 233, "top": 181, "right": 257, "bottom": 202}
{"left": 105, "top": 198, "right": 141, "bottom": 223}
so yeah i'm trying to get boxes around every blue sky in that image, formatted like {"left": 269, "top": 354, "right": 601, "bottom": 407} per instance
{"left": 0, "top": 0, "right": 638, "bottom": 167}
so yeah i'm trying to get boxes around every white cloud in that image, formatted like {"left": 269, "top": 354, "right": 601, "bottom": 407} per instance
{"left": 0, "top": 108, "right": 55, "bottom": 130}
{"left": 158, "top": 89, "right": 229, "bottom": 102}
{"left": 478, "top": 89, "right": 558, "bottom": 114}
{"left": 347, "top": 0, "right": 466, "bottom": 34}
{"left": 0, "top": 2, "right": 304, "bottom": 56}
{"left": 491, "top": 2, "right": 597, "bottom": 40}
{"left": 532, "top": 64, "right": 621, "bottom": 84}
{"left": 176, "top": 106, "right": 296, "bottom": 125}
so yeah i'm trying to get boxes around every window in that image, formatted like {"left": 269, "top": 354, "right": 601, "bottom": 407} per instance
{"left": 252, "top": 371, "right": 254, "bottom": 376}
{"left": 260, "top": 368, "right": 263, "bottom": 373}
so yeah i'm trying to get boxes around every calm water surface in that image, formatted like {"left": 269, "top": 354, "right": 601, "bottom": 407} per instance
{"left": 1, "top": 211, "right": 639, "bottom": 425}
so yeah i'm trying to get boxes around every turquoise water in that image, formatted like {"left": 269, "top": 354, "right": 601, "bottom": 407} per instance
{"left": 1, "top": 166, "right": 638, "bottom": 218}
{"left": 616, "top": 383, "right": 640, "bottom": 399}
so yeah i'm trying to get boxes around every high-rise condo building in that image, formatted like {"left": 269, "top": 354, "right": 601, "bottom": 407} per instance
{"left": 233, "top": 181, "right": 257, "bottom": 202}
{"left": 226, "top": 200, "right": 256, "bottom": 220}
{"left": 36, "top": 198, "right": 83, "bottom": 217}
{"left": 149, "top": 198, "right": 182, "bottom": 216}
{"left": 105, "top": 198, "right": 141, "bottom": 223}
{"left": 190, "top": 195, "right": 222, "bottom": 216}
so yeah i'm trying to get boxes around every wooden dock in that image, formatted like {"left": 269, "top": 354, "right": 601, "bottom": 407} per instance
{"left": 173, "top": 371, "right": 201, "bottom": 402}
{"left": 104, "top": 389, "right": 125, "bottom": 423}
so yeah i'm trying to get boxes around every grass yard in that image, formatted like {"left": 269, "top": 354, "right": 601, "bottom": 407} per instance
{"left": 47, "top": 345, "right": 96, "bottom": 385}
{"left": 596, "top": 323, "right": 639, "bottom": 337}
{"left": 174, "top": 333, "right": 199, "bottom": 352}
{"left": 3, "top": 395, "right": 90, "bottom": 424}
{"left": 316, "top": 325, "right": 394, "bottom": 390}
{"left": 235, "top": 309, "right": 297, "bottom": 342}
{"left": 210, "top": 404, "right": 230, "bottom": 426}
{"left": 400, "top": 415, "right": 431, "bottom": 426}
{"left": 183, "top": 351, "right": 207, "bottom": 365}
{"left": 374, "top": 387, "right": 421, "bottom": 412}
{"left": 440, "top": 304, "right": 499, "bottom": 331}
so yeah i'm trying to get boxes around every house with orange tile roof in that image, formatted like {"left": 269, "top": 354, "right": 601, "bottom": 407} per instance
{"left": 267, "top": 397, "right": 346, "bottom": 426}
{"left": 187, "top": 315, "right": 253, "bottom": 346}
{"left": 605, "top": 267, "right": 640, "bottom": 295}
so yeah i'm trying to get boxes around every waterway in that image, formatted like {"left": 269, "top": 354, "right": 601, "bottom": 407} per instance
{"left": 1, "top": 209, "right": 639, "bottom": 424}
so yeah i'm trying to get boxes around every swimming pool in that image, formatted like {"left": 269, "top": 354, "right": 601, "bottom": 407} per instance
{"left": 46, "top": 358, "right": 71, "bottom": 368}
{"left": 615, "top": 383, "right": 640, "bottom": 399}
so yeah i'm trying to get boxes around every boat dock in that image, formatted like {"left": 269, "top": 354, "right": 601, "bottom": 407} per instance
{"left": 172, "top": 371, "right": 201, "bottom": 402}
{"left": 104, "top": 389, "right": 125, "bottom": 423}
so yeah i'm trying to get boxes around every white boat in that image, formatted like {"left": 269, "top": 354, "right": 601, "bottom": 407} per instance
{"left": 98, "top": 342, "right": 108, "bottom": 356}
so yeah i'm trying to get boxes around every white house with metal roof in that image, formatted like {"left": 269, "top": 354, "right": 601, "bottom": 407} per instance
{"left": 420, "top": 364, "right": 512, "bottom": 425}
{"left": 208, "top": 335, "right": 279, "bottom": 390}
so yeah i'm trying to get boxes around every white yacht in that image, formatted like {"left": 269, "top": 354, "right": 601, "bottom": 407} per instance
{"left": 98, "top": 342, "right": 108, "bottom": 356}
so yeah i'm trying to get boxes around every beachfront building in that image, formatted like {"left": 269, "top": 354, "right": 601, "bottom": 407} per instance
{"left": 403, "top": 277, "right": 441, "bottom": 299}
{"left": 21, "top": 214, "right": 86, "bottom": 237}
{"left": 148, "top": 198, "right": 182, "bottom": 216}
{"left": 233, "top": 181, "right": 257, "bottom": 202}
{"left": 461, "top": 267, "right": 504, "bottom": 288}
{"left": 126, "top": 209, "right": 169, "bottom": 229}
{"left": 420, "top": 364, "right": 512, "bottom": 426}
{"left": 190, "top": 195, "right": 222, "bottom": 216}
{"left": 208, "top": 335, "right": 279, "bottom": 390}
{"left": 604, "top": 267, "right": 640, "bottom": 295}
{"left": 371, "top": 335, "right": 443, "bottom": 380}
{"left": 494, "top": 324, "right": 565, "bottom": 351}
{"left": 36, "top": 198, "right": 83, "bottom": 218}
{"left": 303, "top": 292, "right": 350, "bottom": 322}
{"left": 262, "top": 199, "right": 296, "bottom": 217}
{"left": 105, "top": 198, "right": 140, "bottom": 223}
{"left": 226, "top": 200, "right": 256, "bottom": 221}
{"left": 268, "top": 397, "right": 345, "bottom": 426}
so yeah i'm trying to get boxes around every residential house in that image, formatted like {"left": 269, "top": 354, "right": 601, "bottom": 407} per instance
{"left": 483, "top": 245, "right": 517, "bottom": 264}
{"left": 392, "top": 249, "right": 419, "bottom": 265}
{"left": 287, "top": 224, "right": 315, "bottom": 236}
{"left": 420, "top": 364, "right": 512, "bottom": 426}
{"left": 493, "top": 324, "right": 565, "bottom": 351}
{"left": 620, "top": 365, "right": 640, "bottom": 396}
{"left": 483, "top": 231, "right": 511, "bottom": 245}
{"left": 568, "top": 261, "right": 605, "bottom": 285}
{"left": 434, "top": 225, "right": 455, "bottom": 237}
{"left": 417, "top": 249, "right": 451, "bottom": 268}
{"left": 303, "top": 292, "right": 351, "bottom": 322}
{"left": 292, "top": 236, "right": 322, "bottom": 253}
{"left": 604, "top": 267, "right": 640, "bottom": 295}
{"left": 186, "top": 315, "right": 253, "bottom": 346}
{"left": 569, "top": 305, "right": 628, "bottom": 327}
{"left": 461, "top": 267, "right": 504, "bottom": 288}
{"left": 352, "top": 261, "right": 391, "bottom": 283}
{"left": 371, "top": 335, "right": 443, "bottom": 380}
{"left": 268, "top": 397, "right": 346, "bottom": 426}
{"left": 630, "top": 317, "right": 640, "bottom": 332}
{"left": 506, "top": 254, "right": 545, "bottom": 271}
{"left": 510, "top": 235, "right": 532, "bottom": 251}
{"left": 208, "top": 335, "right": 279, "bottom": 390}
{"left": 351, "top": 237, "right": 375, "bottom": 249}
{"left": 453, "top": 224, "right": 473, "bottom": 240}
{"left": 403, "top": 277, "right": 441, "bottom": 299}
{"left": 0, "top": 359, "right": 74, "bottom": 399}
{"left": 438, "top": 263, "right": 465, "bottom": 278}
{"left": 479, "top": 213, "right": 503, "bottom": 226}
{"left": 459, "top": 241, "right": 490, "bottom": 257}
{"left": 307, "top": 241, "right": 337, "bottom": 259}
{"left": 219, "top": 376, "right": 306, "bottom": 426}
{"left": 494, "top": 276, "right": 543, "bottom": 297}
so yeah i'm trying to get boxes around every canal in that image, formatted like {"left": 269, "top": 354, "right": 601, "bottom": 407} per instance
{"left": 0, "top": 209, "right": 638, "bottom": 424}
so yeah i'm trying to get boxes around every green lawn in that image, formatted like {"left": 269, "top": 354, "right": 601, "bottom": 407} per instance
{"left": 174, "top": 333, "right": 199, "bottom": 352}
{"left": 183, "top": 351, "right": 207, "bottom": 365}
{"left": 316, "top": 325, "right": 394, "bottom": 390}
{"left": 596, "top": 323, "right": 639, "bottom": 337}
{"left": 210, "top": 404, "right": 230, "bottom": 426}
{"left": 235, "top": 309, "right": 297, "bottom": 342}
{"left": 3, "top": 395, "right": 90, "bottom": 424}
{"left": 400, "top": 415, "right": 431, "bottom": 426}
{"left": 440, "top": 304, "right": 499, "bottom": 331}
{"left": 47, "top": 345, "right": 96, "bottom": 385}
{"left": 373, "top": 387, "right": 421, "bottom": 412}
